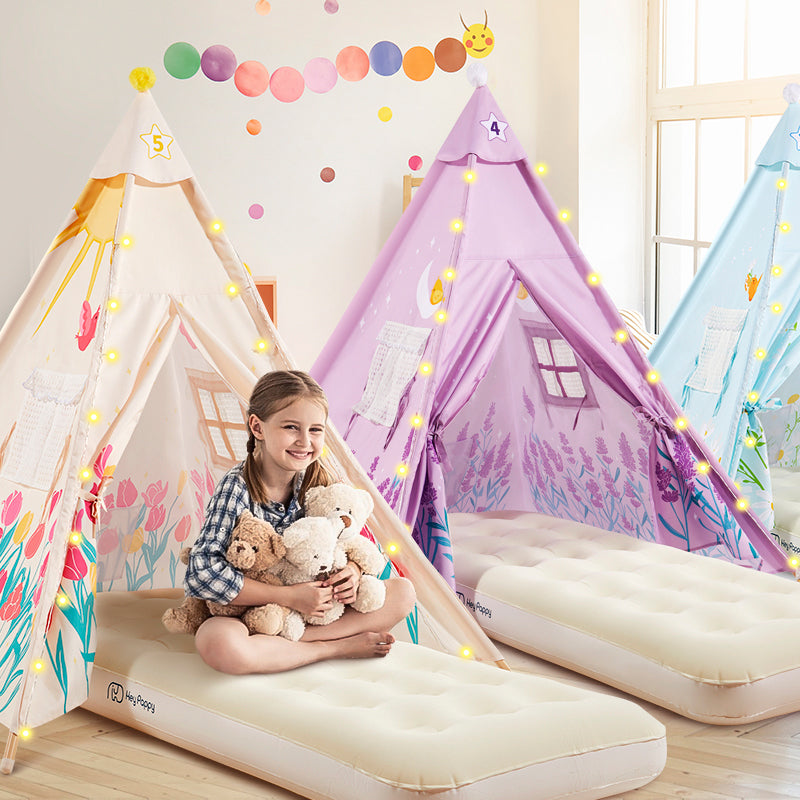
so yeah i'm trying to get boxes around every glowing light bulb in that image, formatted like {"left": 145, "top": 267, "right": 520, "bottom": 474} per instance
{"left": 387, "top": 542, "right": 399, "bottom": 554}
{"left": 780, "top": 222, "right": 791, "bottom": 233}
{"left": 789, "top": 556, "right": 800, "bottom": 569}
{"left": 587, "top": 273, "right": 601, "bottom": 286}
{"left": 772, "top": 302, "right": 783, "bottom": 314}
{"left": 773, "top": 264, "right": 783, "bottom": 276}
{"left": 450, "top": 219, "right": 463, "bottom": 233}
{"left": 254, "top": 339, "right": 269, "bottom": 353}
{"left": 748, "top": 391, "right": 759, "bottom": 403}
{"left": 226, "top": 283, "right": 239, "bottom": 297}
{"left": 87, "top": 410, "right": 100, "bottom": 424}
{"left": 696, "top": 461, "right": 710, "bottom": 474}
{"left": 559, "top": 209, "right": 571, "bottom": 222}
{"left": 755, "top": 348, "right": 767, "bottom": 360}
{"left": 464, "top": 170, "right": 476, "bottom": 182}
{"left": 32, "top": 660, "right": 44, "bottom": 672}
{"left": 615, "top": 329, "right": 628, "bottom": 343}
{"left": 461, "top": 647, "right": 472, "bottom": 659}
{"left": 105, "top": 350, "right": 118, "bottom": 362}
{"left": 736, "top": 497, "right": 749, "bottom": 511}
{"left": 79, "top": 468, "right": 92, "bottom": 482}
{"left": 675, "top": 417, "right": 688, "bottom": 430}
{"left": 436, "top": 310, "right": 448, "bottom": 324}
{"left": 209, "top": 220, "right": 224, "bottom": 234}
{"left": 56, "top": 593, "right": 69, "bottom": 607}
{"left": 410, "top": 414, "right": 424, "bottom": 428}
{"left": 120, "top": 235, "right": 133, "bottom": 248}
{"left": 19, "top": 728, "right": 32, "bottom": 740}
{"left": 419, "top": 362, "right": 433, "bottom": 376}
{"left": 444, "top": 268, "right": 456, "bottom": 281}
{"left": 70, "top": 532, "right": 83, "bottom": 545}
{"left": 396, "top": 464, "right": 409, "bottom": 478}
{"left": 107, "top": 298, "right": 120, "bottom": 312}
{"left": 647, "top": 370, "right": 660, "bottom": 384}
{"left": 745, "top": 436, "right": 757, "bottom": 448}
{"left": 535, "top": 163, "right": 548, "bottom": 175}
{"left": 777, "top": 178, "right": 788, "bottom": 190}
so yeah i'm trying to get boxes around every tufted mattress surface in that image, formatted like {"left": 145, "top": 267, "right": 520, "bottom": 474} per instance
{"left": 450, "top": 511, "right": 800, "bottom": 724}
{"left": 85, "top": 590, "right": 665, "bottom": 800}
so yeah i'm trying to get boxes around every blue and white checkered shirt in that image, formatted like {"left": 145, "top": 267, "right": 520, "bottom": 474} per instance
{"left": 184, "top": 463, "right": 305, "bottom": 604}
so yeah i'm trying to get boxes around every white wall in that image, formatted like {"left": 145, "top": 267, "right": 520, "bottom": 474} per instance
{"left": 0, "top": 1, "right": 645, "bottom": 366}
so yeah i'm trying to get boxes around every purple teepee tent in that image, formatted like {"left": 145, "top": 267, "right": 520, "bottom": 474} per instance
{"left": 313, "top": 81, "right": 788, "bottom": 586}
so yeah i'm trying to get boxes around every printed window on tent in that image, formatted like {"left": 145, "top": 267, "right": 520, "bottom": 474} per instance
{"left": 187, "top": 369, "right": 248, "bottom": 469}
{"left": 522, "top": 323, "right": 596, "bottom": 408}
{"left": 685, "top": 306, "right": 748, "bottom": 394}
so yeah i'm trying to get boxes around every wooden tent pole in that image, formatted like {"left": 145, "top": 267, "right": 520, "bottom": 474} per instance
{"left": 1, "top": 730, "right": 18, "bottom": 774}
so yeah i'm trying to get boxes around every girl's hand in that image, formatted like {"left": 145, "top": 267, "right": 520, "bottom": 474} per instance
{"left": 285, "top": 581, "right": 333, "bottom": 618}
{"left": 324, "top": 561, "right": 362, "bottom": 605}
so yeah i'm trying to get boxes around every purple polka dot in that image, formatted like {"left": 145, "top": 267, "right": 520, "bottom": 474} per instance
{"left": 201, "top": 45, "right": 237, "bottom": 82}
{"left": 249, "top": 204, "right": 264, "bottom": 220}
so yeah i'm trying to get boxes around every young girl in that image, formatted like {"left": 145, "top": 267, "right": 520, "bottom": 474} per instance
{"left": 186, "top": 370, "right": 416, "bottom": 674}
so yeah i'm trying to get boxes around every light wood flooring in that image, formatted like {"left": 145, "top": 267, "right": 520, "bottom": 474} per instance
{"left": 1, "top": 641, "right": 800, "bottom": 799}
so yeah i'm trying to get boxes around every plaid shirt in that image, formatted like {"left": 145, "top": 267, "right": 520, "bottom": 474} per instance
{"left": 184, "top": 463, "right": 305, "bottom": 604}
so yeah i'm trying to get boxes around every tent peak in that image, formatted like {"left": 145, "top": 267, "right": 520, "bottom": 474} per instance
{"left": 784, "top": 83, "right": 800, "bottom": 105}
{"left": 467, "top": 62, "right": 488, "bottom": 88}
{"left": 129, "top": 67, "right": 156, "bottom": 93}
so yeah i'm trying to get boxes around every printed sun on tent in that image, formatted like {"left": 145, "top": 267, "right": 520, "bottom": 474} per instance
{"left": 0, "top": 69, "right": 501, "bottom": 772}
{"left": 650, "top": 84, "right": 800, "bottom": 563}
{"left": 312, "top": 74, "right": 789, "bottom": 589}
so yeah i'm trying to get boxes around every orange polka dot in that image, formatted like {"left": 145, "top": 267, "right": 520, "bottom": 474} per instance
{"left": 403, "top": 46, "right": 435, "bottom": 81}
{"left": 246, "top": 119, "right": 262, "bottom": 135}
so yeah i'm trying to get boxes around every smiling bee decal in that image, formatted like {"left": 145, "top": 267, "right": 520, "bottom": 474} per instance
{"left": 461, "top": 11, "right": 495, "bottom": 58}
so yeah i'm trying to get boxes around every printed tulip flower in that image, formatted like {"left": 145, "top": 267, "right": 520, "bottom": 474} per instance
{"left": 116, "top": 478, "right": 138, "bottom": 508}
{"left": 63, "top": 545, "right": 88, "bottom": 582}
{"left": 1, "top": 491, "right": 22, "bottom": 528}
{"left": 143, "top": 481, "right": 168, "bottom": 508}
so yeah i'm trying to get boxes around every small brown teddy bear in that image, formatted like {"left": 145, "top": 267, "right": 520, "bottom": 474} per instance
{"left": 161, "top": 510, "right": 289, "bottom": 636}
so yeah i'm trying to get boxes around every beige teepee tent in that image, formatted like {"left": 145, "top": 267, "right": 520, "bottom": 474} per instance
{"left": 0, "top": 70, "right": 501, "bottom": 771}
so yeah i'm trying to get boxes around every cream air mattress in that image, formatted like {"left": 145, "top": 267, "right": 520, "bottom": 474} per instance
{"left": 450, "top": 511, "right": 800, "bottom": 725}
{"left": 771, "top": 466, "right": 800, "bottom": 556}
{"left": 84, "top": 590, "right": 666, "bottom": 800}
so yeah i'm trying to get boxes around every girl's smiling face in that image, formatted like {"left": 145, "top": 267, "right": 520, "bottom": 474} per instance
{"left": 251, "top": 397, "right": 326, "bottom": 481}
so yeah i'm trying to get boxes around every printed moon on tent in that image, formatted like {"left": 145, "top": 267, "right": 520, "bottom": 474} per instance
{"left": 416, "top": 260, "right": 442, "bottom": 318}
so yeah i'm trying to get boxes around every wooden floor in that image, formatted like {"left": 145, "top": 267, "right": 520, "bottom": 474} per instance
{"left": 2, "top": 641, "right": 800, "bottom": 799}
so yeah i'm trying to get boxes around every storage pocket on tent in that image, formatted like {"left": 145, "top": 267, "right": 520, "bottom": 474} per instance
{"left": 352, "top": 322, "right": 430, "bottom": 427}
{"left": 685, "top": 306, "right": 748, "bottom": 394}
{"left": 1, "top": 369, "right": 86, "bottom": 489}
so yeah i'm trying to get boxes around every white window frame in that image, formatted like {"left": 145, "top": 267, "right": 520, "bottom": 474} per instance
{"left": 646, "top": 0, "right": 793, "bottom": 331}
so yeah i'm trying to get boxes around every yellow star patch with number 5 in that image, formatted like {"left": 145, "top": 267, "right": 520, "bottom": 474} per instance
{"left": 139, "top": 123, "right": 173, "bottom": 160}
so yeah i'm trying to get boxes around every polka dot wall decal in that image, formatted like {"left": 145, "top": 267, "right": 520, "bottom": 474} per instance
{"left": 255, "top": 0, "right": 271, "bottom": 14}
{"left": 320, "top": 167, "right": 336, "bottom": 182}
{"left": 336, "top": 46, "right": 370, "bottom": 81}
{"left": 378, "top": 106, "right": 392, "bottom": 122}
{"left": 201, "top": 45, "right": 237, "bottom": 81}
{"left": 270, "top": 66, "right": 305, "bottom": 102}
{"left": 246, "top": 119, "right": 262, "bottom": 135}
{"left": 324, "top": 0, "right": 339, "bottom": 12}
{"left": 163, "top": 42, "right": 201, "bottom": 79}
{"left": 434, "top": 38, "right": 467, "bottom": 72}
{"left": 304, "top": 57, "right": 338, "bottom": 93}
{"left": 249, "top": 204, "right": 264, "bottom": 219}
{"left": 234, "top": 61, "right": 270, "bottom": 97}
{"left": 403, "top": 46, "right": 436, "bottom": 81}
{"left": 408, "top": 155, "right": 423, "bottom": 171}
{"left": 370, "top": 41, "right": 403, "bottom": 76}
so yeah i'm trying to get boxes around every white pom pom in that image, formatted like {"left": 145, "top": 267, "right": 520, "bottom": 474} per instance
{"left": 467, "top": 62, "right": 488, "bottom": 88}
{"left": 783, "top": 83, "right": 800, "bottom": 104}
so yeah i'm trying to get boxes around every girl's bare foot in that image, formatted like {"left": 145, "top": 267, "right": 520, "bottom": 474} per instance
{"left": 328, "top": 631, "right": 395, "bottom": 659}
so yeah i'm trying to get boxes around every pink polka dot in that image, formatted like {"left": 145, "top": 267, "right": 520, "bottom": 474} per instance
{"left": 235, "top": 61, "right": 269, "bottom": 97}
{"left": 304, "top": 57, "right": 338, "bottom": 94}
{"left": 249, "top": 204, "right": 264, "bottom": 219}
{"left": 336, "top": 46, "right": 370, "bottom": 81}
{"left": 408, "top": 155, "right": 423, "bottom": 171}
{"left": 270, "top": 67, "right": 305, "bottom": 102}
{"left": 320, "top": 167, "right": 336, "bottom": 183}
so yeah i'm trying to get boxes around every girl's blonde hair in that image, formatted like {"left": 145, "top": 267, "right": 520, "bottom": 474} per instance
{"left": 242, "top": 370, "right": 332, "bottom": 505}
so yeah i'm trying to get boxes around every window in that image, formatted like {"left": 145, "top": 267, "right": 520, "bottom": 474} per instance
{"left": 522, "top": 323, "right": 596, "bottom": 408}
{"left": 187, "top": 369, "right": 248, "bottom": 468}
{"left": 647, "top": 0, "right": 798, "bottom": 329}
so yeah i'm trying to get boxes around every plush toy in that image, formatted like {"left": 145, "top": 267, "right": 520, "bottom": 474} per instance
{"left": 269, "top": 483, "right": 387, "bottom": 640}
{"left": 161, "top": 510, "right": 289, "bottom": 636}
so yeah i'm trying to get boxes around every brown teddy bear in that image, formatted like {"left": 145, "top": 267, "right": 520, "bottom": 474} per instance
{"left": 161, "top": 510, "right": 289, "bottom": 636}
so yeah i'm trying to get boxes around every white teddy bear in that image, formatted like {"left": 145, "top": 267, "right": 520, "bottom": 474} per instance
{"left": 271, "top": 483, "right": 388, "bottom": 641}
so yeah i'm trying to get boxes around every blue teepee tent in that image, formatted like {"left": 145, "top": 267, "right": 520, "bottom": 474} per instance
{"left": 650, "top": 85, "right": 800, "bottom": 560}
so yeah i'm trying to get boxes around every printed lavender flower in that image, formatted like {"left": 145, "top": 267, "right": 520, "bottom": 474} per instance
{"left": 538, "top": 442, "right": 555, "bottom": 480}
{"left": 522, "top": 387, "right": 536, "bottom": 421}
{"left": 420, "top": 481, "right": 438, "bottom": 507}
{"left": 620, "top": 516, "right": 633, "bottom": 531}
{"left": 655, "top": 462, "right": 672, "bottom": 493}
{"left": 368, "top": 456, "right": 379, "bottom": 480}
{"left": 636, "top": 416, "right": 650, "bottom": 445}
{"left": 559, "top": 432, "right": 573, "bottom": 456}
{"left": 603, "top": 470, "right": 620, "bottom": 499}
{"left": 460, "top": 466, "right": 476, "bottom": 495}
{"left": 618, "top": 432, "right": 636, "bottom": 471}
{"left": 673, "top": 436, "right": 696, "bottom": 488}
{"left": 401, "top": 428, "right": 414, "bottom": 461}
{"left": 468, "top": 434, "right": 479, "bottom": 459}
{"left": 495, "top": 434, "right": 511, "bottom": 475}
{"left": 456, "top": 422, "right": 470, "bottom": 442}
{"left": 483, "top": 402, "right": 496, "bottom": 431}
{"left": 586, "top": 478, "right": 604, "bottom": 508}
{"left": 543, "top": 440, "right": 563, "bottom": 472}
{"left": 637, "top": 447, "right": 649, "bottom": 474}
{"left": 579, "top": 446, "right": 594, "bottom": 474}
{"left": 479, "top": 446, "right": 496, "bottom": 479}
